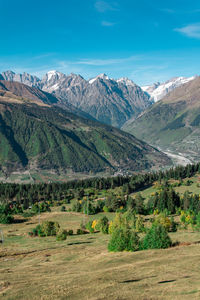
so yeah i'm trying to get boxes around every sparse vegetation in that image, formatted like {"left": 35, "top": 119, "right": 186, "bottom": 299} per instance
{"left": 1, "top": 164, "right": 200, "bottom": 299}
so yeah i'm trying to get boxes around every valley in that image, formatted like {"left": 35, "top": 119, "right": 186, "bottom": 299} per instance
{"left": 2, "top": 2, "right": 200, "bottom": 300}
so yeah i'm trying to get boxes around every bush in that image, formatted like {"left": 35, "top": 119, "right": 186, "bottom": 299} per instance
{"left": 31, "top": 202, "right": 51, "bottom": 214}
{"left": 96, "top": 216, "right": 109, "bottom": 234}
{"left": 0, "top": 204, "right": 14, "bottom": 224}
{"left": 0, "top": 213, "right": 14, "bottom": 224}
{"left": 22, "top": 211, "right": 35, "bottom": 218}
{"left": 77, "top": 228, "right": 87, "bottom": 235}
{"left": 141, "top": 224, "right": 172, "bottom": 250}
{"left": 61, "top": 206, "right": 66, "bottom": 212}
{"left": 85, "top": 220, "right": 95, "bottom": 233}
{"left": 108, "top": 228, "right": 139, "bottom": 252}
{"left": 29, "top": 224, "right": 45, "bottom": 237}
{"left": 41, "top": 221, "right": 60, "bottom": 236}
{"left": 103, "top": 206, "right": 110, "bottom": 212}
{"left": 153, "top": 214, "right": 171, "bottom": 232}
{"left": 56, "top": 229, "right": 68, "bottom": 241}
{"left": 68, "top": 229, "right": 73, "bottom": 235}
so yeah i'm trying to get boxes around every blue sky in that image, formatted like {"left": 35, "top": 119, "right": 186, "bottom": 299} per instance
{"left": 0, "top": 0, "right": 200, "bottom": 85}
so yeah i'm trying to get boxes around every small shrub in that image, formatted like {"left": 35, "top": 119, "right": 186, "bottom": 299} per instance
{"left": 68, "top": 229, "right": 73, "bottom": 235}
{"left": 56, "top": 229, "right": 68, "bottom": 241}
{"left": 29, "top": 224, "right": 43, "bottom": 237}
{"left": 0, "top": 214, "right": 14, "bottom": 224}
{"left": 41, "top": 221, "right": 60, "bottom": 236}
{"left": 108, "top": 228, "right": 139, "bottom": 252}
{"left": 141, "top": 224, "right": 172, "bottom": 250}
{"left": 96, "top": 216, "right": 109, "bottom": 234}
{"left": 77, "top": 228, "right": 87, "bottom": 235}
{"left": 85, "top": 220, "right": 95, "bottom": 233}
{"left": 23, "top": 211, "right": 35, "bottom": 218}
{"left": 103, "top": 206, "right": 110, "bottom": 212}
{"left": 61, "top": 206, "right": 66, "bottom": 212}
{"left": 153, "top": 214, "right": 171, "bottom": 232}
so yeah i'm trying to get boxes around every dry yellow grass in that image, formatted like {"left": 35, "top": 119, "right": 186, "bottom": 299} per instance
{"left": 0, "top": 210, "right": 200, "bottom": 300}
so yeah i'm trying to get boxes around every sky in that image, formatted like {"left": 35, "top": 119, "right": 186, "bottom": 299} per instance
{"left": 0, "top": 0, "right": 200, "bottom": 85}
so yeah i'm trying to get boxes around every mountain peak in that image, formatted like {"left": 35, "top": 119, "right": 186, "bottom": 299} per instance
{"left": 117, "top": 77, "right": 136, "bottom": 87}
{"left": 142, "top": 76, "right": 197, "bottom": 102}
{"left": 45, "top": 70, "right": 64, "bottom": 81}
{"left": 89, "top": 73, "right": 109, "bottom": 84}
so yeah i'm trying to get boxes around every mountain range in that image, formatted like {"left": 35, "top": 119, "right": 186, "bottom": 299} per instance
{"left": 124, "top": 76, "right": 200, "bottom": 163}
{"left": 1, "top": 69, "right": 199, "bottom": 174}
{"left": 142, "top": 76, "right": 196, "bottom": 102}
{"left": 0, "top": 80, "right": 171, "bottom": 179}
{"left": 1, "top": 71, "right": 152, "bottom": 128}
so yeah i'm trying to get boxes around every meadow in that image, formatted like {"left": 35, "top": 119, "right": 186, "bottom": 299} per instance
{"left": 1, "top": 206, "right": 200, "bottom": 300}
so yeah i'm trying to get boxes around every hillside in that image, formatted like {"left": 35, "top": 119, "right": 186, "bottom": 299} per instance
{"left": 1, "top": 71, "right": 152, "bottom": 128}
{"left": 0, "top": 81, "right": 171, "bottom": 178}
{"left": 0, "top": 80, "right": 95, "bottom": 121}
{"left": 1, "top": 164, "right": 200, "bottom": 299}
{"left": 123, "top": 76, "right": 200, "bottom": 162}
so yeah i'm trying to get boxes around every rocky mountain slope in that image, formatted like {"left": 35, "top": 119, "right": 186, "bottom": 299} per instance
{"left": 124, "top": 76, "right": 200, "bottom": 162}
{"left": 142, "top": 76, "right": 196, "bottom": 102}
{"left": 1, "top": 71, "right": 152, "bottom": 128}
{"left": 0, "top": 81, "right": 171, "bottom": 176}
{"left": 0, "top": 80, "right": 95, "bottom": 121}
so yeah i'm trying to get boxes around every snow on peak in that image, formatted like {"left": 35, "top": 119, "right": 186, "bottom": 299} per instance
{"left": 117, "top": 77, "right": 136, "bottom": 87}
{"left": 89, "top": 73, "right": 109, "bottom": 84}
{"left": 46, "top": 70, "right": 63, "bottom": 81}
{"left": 142, "top": 76, "right": 197, "bottom": 102}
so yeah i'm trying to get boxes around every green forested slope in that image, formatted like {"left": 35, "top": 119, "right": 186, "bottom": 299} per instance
{"left": 0, "top": 92, "right": 170, "bottom": 175}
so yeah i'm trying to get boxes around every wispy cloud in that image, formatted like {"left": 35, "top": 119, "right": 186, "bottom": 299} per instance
{"left": 101, "top": 20, "right": 115, "bottom": 27}
{"left": 95, "top": 1, "right": 119, "bottom": 13}
{"left": 175, "top": 23, "right": 200, "bottom": 39}
{"left": 72, "top": 56, "right": 142, "bottom": 66}
{"left": 160, "top": 8, "right": 200, "bottom": 15}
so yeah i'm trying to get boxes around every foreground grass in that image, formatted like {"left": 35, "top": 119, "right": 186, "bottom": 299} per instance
{"left": 0, "top": 210, "right": 200, "bottom": 299}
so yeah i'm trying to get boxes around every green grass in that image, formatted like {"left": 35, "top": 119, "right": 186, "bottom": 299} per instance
{"left": 1, "top": 209, "right": 200, "bottom": 299}
{"left": 131, "top": 174, "right": 200, "bottom": 202}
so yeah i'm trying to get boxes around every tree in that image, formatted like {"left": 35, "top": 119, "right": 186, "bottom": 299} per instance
{"left": 108, "top": 228, "right": 139, "bottom": 252}
{"left": 141, "top": 224, "right": 172, "bottom": 250}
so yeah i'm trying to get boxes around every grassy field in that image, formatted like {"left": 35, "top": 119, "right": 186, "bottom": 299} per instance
{"left": 1, "top": 208, "right": 200, "bottom": 300}
{"left": 131, "top": 174, "right": 200, "bottom": 201}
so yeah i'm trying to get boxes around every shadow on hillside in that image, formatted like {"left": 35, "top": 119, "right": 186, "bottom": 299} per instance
{"left": 120, "top": 275, "right": 157, "bottom": 284}
{"left": 158, "top": 279, "right": 176, "bottom": 284}
{"left": 13, "top": 218, "right": 28, "bottom": 224}
{"left": 67, "top": 241, "right": 93, "bottom": 246}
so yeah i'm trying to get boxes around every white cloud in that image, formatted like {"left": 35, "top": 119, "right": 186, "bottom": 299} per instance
{"left": 95, "top": 1, "right": 118, "bottom": 13}
{"left": 73, "top": 56, "right": 142, "bottom": 66}
{"left": 175, "top": 23, "right": 200, "bottom": 39}
{"left": 101, "top": 20, "right": 115, "bottom": 27}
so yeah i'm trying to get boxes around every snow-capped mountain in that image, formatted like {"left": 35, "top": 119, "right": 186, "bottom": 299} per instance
{"left": 1, "top": 70, "right": 152, "bottom": 128}
{"left": 2, "top": 70, "right": 41, "bottom": 88}
{"left": 142, "top": 76, "right": 196, "bottom": 102}
{"left": 89, "top": 73, "right": 109, "bottom": 84}
{"left": 117, "top": 77, "right": 136, "bottom": 87}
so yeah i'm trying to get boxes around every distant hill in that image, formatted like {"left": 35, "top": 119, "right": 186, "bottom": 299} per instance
{"left": 1, "top": 71, "right": 152, "bottom": 128}
{"left": 123, "top": 76, "right": 200, "bottom": 162}
{"left": 0, "top": 81, "right": 171, "bottom": 177}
